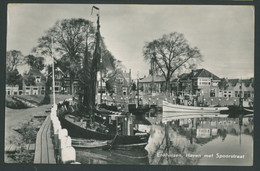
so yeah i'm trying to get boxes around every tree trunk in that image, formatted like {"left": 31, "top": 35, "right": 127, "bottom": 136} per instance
{"left": 70, "top": 73, "right": 75, "bottom": 96}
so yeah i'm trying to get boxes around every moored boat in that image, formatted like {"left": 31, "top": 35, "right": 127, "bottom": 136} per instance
{"left": 71, "top": 138, "right": 108, "bottom": 148}
{"left": 163, "top": 101, "right": 229, "bottom": 113}
{"left": 58, "top": 103, "right": 150, "bottom": 150}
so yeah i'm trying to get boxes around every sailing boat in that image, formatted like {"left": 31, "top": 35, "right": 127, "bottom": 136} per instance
{"left": 57, "top": 7, "right": 150, "bottom": 150}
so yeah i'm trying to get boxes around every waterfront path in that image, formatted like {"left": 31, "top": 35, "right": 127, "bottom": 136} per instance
{"left": 34, "top": 115, "right": 56, "bottom": 163}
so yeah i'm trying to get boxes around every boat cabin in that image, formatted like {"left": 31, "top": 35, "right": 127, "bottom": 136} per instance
{"left": 102, "top": 114, "right": 135, "bottom": 136}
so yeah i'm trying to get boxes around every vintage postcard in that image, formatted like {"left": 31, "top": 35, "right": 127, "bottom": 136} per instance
{"left": 5, "top": 4, "right": 254, "bottom": 166}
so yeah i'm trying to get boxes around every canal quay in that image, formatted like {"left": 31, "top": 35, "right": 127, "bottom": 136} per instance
{"left": 5, "top": 4, "right": 254, "bottom": 166}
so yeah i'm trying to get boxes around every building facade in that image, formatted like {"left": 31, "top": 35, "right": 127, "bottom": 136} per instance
{"left": 138, "top": 75, "right": 166, "bottom": 94}
{"left": 6, "top": 85, "right": 23, "bottom": 95}
{"left": 23, "top": 68, "right": 46, "bottom": 95}
{"left": 172, "top": 68, "right": 221, "bottom": 98}
{"left": 219, "top": 78, "right": 254, "bottom": 100}
{"left": 105, "top": 69, "right": 132, "bottom": 97}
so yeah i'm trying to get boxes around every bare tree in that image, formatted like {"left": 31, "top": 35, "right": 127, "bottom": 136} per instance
{"left": 6, "top": 50, "right": 24, "bottom": 72}
{"left": 143, "top": 32, "right": 203, "bottom": 93}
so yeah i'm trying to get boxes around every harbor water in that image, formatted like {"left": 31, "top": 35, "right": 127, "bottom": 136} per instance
{"left": 76, "top": 113, "right": 253, "bottom": 166}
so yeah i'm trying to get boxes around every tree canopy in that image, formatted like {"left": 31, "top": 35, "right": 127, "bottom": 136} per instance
{"left": 6, "top": 50, "right": 24, "bottom": 72}
{"left": 143, "top": 32, "right": 203, "bottom": 92}
{"left": 25, "top": 55, "right": 45, "bottom": 71}
{"left": 6, "top": 68, "right": 23, "bottom": 86}
{"left": 33, "top": 18, "right": 96, "bottom": 95}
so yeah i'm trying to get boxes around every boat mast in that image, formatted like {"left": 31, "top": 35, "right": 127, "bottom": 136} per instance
{"left": 91, "top": 6, "right": 101, "bottom": 117}
{"left": 100, "top": 57, "right": 103, "bottom": 104}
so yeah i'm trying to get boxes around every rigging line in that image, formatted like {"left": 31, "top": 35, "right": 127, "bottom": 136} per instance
{"left": 150, "top": 135, "right": 166, "bottom": 163}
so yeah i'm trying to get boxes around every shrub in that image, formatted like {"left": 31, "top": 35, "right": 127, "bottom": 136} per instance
{"left": 5, "top": 100, "right": 28, "bottom": 109}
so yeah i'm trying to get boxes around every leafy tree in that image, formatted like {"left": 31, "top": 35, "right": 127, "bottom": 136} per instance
{"left": 218, "top": 78, "right": 229, "bottom": 90}
{"left": 6, "top": 68, "right": 22, "bottom": 86}
{"left": 24, "top": 73, "right": 36, "bottom": 86}
{"left": 33, "top": 18, "right": 96, "bottom": 95}
{"left": 143, "top": 32, "right": 202, "bottom": 93}
{"left": 6, "top": 50, "right": 24, "bottom": 71}
{"left": 132, "top": 82, "right": 137, "bottom": 91}
{"left": 25, "top": 55, "right": 45, "bottom": 71}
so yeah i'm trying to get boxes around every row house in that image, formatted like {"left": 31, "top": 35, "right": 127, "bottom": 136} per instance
{"left": 138, "top": 75, "right": 166, "bottom": 94}
{"left": 23, "top": 68, "right": 46, "bottom": 95}
{"left": 105, "top": 69, "right": 132, "bottom": 97}
{"left": 220, "top": 78, "right": 254, "bottom": 99}
{"left": 6, "top": 85, "right": 23, "bottom": 95}
{"left": 172, "top": 68, "right": 221, "bottom": 98}
{"left": 48, "top": 67, "right": 79, "bottom": 95}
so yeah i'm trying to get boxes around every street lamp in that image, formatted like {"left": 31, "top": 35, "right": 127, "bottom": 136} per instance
{"left": 51, "top": 37, "right": 56, "bottom": 105}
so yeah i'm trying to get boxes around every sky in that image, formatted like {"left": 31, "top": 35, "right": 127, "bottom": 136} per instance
{"left": 7, "top": 4, "right": 254, "bottom": 79}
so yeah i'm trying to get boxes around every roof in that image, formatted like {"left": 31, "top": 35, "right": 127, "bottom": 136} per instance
{"left": 48, "top": 67, "right": 66, "bottom": 77}
{"left": 27, "top": 68, "right": 45, "bottom": 77}
{"left": 24, "top": 68, "right": 46, "bottom": 86}
{"left": 139, "top": 75, "right": 166, "bottom": 83}
{"left": 228, "top": 78, "right": 254, "bottom": 87}
{"left": 178, "top": 68, "right": 220, "bottom": 80}
{"left": 106, "top": 69, "right": 131, "bottom": 84}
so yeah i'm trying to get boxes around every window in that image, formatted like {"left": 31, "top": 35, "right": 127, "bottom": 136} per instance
{"left": 198, "top": 78, "right": 211, "bottom": 86}
{"left": 113, "top": 87, "right": 117, "bottom": 93}
{"left": 55, "top": 82, "right": 60, "bottom": 86}
{"left": 210, "top": 89, "right": 215, "bottom": 97}
{"left": 122, "top": 87, "right": 127, "bottom": 96}
{"left": 36, "top": 76, "right": 41, "bottom": 83}
{"left": 26, "top": 87, "right": 30, "bottom": 90}
{"left": 33, "top": 88, "right": 38, "bottom": 90}
{"left": 244, "top": 91, "right": 251, "bottom": 98}
{"left": 235, "top": 91, "right": 239, "bottom": 97}
{"left": 7, "top": 91, "right": 10, "bottom": 95}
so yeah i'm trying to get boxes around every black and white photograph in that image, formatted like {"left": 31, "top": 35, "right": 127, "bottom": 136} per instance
{"left": 4, "top": 4, "right": 254, "bottom": 166}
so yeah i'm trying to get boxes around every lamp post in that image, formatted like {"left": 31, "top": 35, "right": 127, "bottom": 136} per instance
{"left": 135, "top": 95, "right": 138, "bottom": 108}
{"left": 51, "top": 37, "right": 56, "bottom": 105}
{"left": 151, "top": 53, "right": 155, "bottom": 95}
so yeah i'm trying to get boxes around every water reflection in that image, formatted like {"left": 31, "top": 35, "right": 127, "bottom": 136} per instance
{"left": 76, "top": 148, "right": 149, "bottom": 164}
{"left": 76, "top": 114, "right": 253, "bottom": 166}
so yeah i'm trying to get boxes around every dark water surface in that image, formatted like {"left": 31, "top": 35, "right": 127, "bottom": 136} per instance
{"left": 76, "top": 114, "right": 253, "bottom": 166}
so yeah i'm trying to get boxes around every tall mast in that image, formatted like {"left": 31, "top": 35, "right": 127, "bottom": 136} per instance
{"left": 91, "top": 6, "right": 101, "bottom": 117}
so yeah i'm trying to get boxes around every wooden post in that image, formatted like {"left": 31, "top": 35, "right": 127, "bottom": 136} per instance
{"left": 61, "top": 146, "right": 76, "bottom": 164}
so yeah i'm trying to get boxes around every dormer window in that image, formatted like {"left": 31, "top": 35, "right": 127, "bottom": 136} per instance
{"left": 36, "top": 76, "right": 41, "bottom": 83}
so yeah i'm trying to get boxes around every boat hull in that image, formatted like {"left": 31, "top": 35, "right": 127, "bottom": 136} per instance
{"left": 58, "top": 113, "right": 150, "bottom": 149}
{"left": 163, "top": 101, "right": 228, "bottom": 113}
{"left": 162, "top": 101, "right": 229, "bottom": 122}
